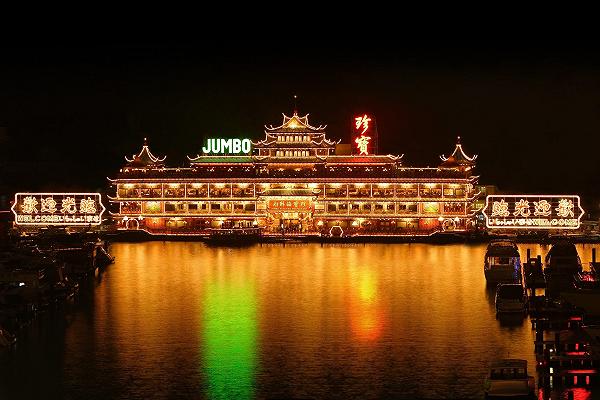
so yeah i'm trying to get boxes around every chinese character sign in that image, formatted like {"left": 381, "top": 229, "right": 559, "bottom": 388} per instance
{"left": 352, "top": 113, "right": 378, "bottom": 155}
{"left": 12, "top": 193, "right": 106, "bottom": 226}
{"left": 267, "top": 199, "right": 313, "bottom": 211}
{"left": 483, "top": 195, "right": 584, "bottom": 229}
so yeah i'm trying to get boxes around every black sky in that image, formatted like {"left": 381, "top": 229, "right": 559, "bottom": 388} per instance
{"left": 1, "top": 40, "right": 600, "bottom": 200}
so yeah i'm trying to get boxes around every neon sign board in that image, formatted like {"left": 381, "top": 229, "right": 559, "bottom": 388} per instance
{"left": 268, "top": 199, "right": 312, "bottom": 211}
{"left": 352, "top": 114, "right": 378, "bottom": 155}
{"left": 11, "top": 193, "right": 106, "bottom": 226}
{"left": 482, "top": 195, "right": 584, "bottom": 229}
{"left": 202, "top": 138, "right": 252, "bottom": 155}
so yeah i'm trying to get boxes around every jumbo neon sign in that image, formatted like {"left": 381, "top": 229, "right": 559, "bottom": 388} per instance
{"left": 482, "top": 195, "right": 584, "bottom": 229}
{"left": 202, "top": 138, "right": 252, "bottom": 155}
{"left": 11, "top": 193, "right": 106, "bottom": 226}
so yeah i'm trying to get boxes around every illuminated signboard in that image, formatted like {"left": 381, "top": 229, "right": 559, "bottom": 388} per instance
{"left": 11, "top": 193, "right": 106, "bottom": 226}
{"left": 267, "top": 199, "right": 312, "bottom": 211}
{"left": 202, "top": 138, "right": 252, "bottom": 155}
{"left": 352, "top": 114, "right": 378, "bottom": 155}
{"left": 482, "top": 195, "right": 584, "bottom": 229}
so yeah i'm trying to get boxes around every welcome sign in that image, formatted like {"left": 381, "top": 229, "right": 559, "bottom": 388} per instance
{"left": 11, "top": 193, "right": 106, "bottom": 226}
{"left": 482, "top": 195, "right": 584, "bottom": 229}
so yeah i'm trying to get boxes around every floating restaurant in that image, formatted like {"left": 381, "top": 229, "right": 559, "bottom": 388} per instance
{"left": 107, "top": 110, "right": 481, "bottom": 236}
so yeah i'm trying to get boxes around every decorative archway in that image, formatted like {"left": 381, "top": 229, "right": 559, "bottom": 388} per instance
{"left": 125, "top": 219, "right": 139, "bottom": 230}
{"left": 441, "top": 218, "right": 456, "bottom": 231}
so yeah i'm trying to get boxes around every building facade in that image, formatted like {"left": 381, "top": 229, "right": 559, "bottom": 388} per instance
{"left": 108, "top": 111, "right": 481, "bottom": 236}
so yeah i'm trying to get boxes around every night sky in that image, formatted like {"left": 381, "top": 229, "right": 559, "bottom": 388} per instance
{"left": 1, "top": 41, "right": 600, "bottom": 203}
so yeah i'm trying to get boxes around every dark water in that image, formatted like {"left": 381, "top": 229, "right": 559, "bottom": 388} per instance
{"left": 1, "top": 242, "right": 599, "bottom": 399}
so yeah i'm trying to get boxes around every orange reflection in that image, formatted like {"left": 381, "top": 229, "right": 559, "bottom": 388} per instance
{"left": 348, "top": 267, "right": 385, "bottom": 342}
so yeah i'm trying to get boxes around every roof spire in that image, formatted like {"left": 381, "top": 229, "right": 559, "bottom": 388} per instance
{"left": 439, "top": 136, "right": 477, "bottom": 165}
{"left": 293, "top": 94, "right": 298, "bottom": 115}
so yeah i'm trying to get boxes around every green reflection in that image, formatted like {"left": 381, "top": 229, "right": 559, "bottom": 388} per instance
{"left": 203, "top": 278, "right": 257, "bottom": 400}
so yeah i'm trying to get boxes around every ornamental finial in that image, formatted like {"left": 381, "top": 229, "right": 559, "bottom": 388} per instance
{"left": 293, "top": 94, "right": 298, "bottom": 115}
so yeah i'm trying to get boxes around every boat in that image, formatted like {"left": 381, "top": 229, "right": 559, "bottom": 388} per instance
{"left": 484, "top": 359, "right": 535, "bottom": 398}
{"left": 204, "top": 227, "right": 262, "bottom": 246}
{"left": 523, "top": 256, "right": 545, "bottom": 289}
{"left": 559, "top": 268, "right": 600, "bottom": 317}
{"left": 484, "top": 240, "right": 522, "bottom": 284}
{"left": 495, "top": 283, "right": 528, "bottom": 314}
{"left": 544, "top": 241, "right": 582, "bottom": 295}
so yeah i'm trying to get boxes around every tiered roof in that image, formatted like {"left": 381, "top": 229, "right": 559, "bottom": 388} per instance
{"left": 439, "top": 136, "right": 477, "bottom": 169}
{"left": 265, "top": 111, "right": 327, "bottom": 133}
{"left": 124, "top": 138, "right": 166, "bottom": 169}
{"left": 255, "top": 111, "right": 339, "bottom": 148}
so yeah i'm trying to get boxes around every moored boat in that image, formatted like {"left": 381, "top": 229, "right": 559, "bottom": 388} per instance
{"left": 523, "top": 255, "right": 545, "bottom": 289}
{"left": 559, "top": 268, "right": 600, "bottom": 317}
{"left": 484, "top": 240, "right": 522, "bottom": 284}
{"left": 484, "top": 359, "right": 535, "bottom": 398}
{"left": 544, "top": 241, "right": 582, "bottom": 296}
{"left": 495, "top": 283, "right": 528, "bottom": 314}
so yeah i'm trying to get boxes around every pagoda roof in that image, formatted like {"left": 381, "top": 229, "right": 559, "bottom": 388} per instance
{"left": 188, "top": 155, "right": 253, "bottom": 164}
{"left": 265, "top": 111, "right": 327, "bottom": 133}
{"left": 253, "top": 138, "right": 339, "bottom": 148}
{"left": 124, "top": 138, "right": 166, "bottom": 168}
{"left": 326, "top": 154, "right": 403, "bottom": 164}
{"left": 439, "top": 136, "right": 477, "bottom": 167}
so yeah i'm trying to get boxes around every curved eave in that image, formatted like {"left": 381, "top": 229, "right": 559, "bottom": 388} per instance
{"left": 264, "top": 113, "right": 327, "bottom": 132}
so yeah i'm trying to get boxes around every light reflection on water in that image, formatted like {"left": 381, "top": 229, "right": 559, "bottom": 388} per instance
{"left": 0, "top": 242, "right": 599, "bottom": 399}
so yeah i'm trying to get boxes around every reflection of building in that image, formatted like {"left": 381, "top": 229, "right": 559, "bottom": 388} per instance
{"left": 108, "top": 110, "right": 481, "bottom": 235}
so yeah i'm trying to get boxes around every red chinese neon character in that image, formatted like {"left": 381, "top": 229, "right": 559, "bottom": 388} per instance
{"left": 355, "top": 135, "right": 371, "bottom": 155}
{"left": 355, "top": 114, "right": 371, "bottom": 135}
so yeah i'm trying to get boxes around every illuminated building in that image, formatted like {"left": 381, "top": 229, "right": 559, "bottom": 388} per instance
{"left": 107, "top": 110, "right": 481, "bottom": 236}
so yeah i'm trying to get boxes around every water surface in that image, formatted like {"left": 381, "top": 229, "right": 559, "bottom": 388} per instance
{"left": 1, "top": 242, "right": 599, "bottom": 399}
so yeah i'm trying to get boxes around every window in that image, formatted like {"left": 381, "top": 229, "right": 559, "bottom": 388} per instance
{"left": 327, "top": 204, "right": 337, "bottom": 213}
{"left": 398, "top": 203, "right": 417, "bottom": 213}
{"left": 165, "top": 203, "right": 176, "bottom": 212}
